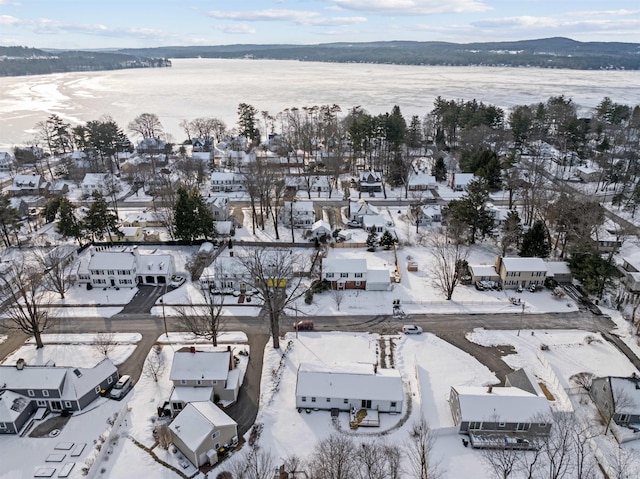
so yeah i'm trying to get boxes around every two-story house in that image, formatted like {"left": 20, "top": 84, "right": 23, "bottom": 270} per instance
{"left": 359, "top": 170, "right": 383, "bottom": 193}
{"left": 86, "top": 246, "right": 175, "bottom": 288}
{"left": 8, "top": 174, "right": 47, "bottom": 196}
{"left": 590, "top": 376, "right": 640, "bottom": 437}
{"left": 348, "top": 199, "right": 379, "bottom": 225}
{"left": 210, "top": 172, "right": 245, "bottom": 193}
{"left": 280, "top": 201, "right": 315, "bottom": 229}
{"left": 0, "top": 358, "right": 118, "bottom": 434}
{"left": 168, "top": 347, "right": 241, "bottom": 415}
{"left": 497, "top": 256, "right": 547, "bottom": 290}
{"left": 205, "top": 195, "right": 230, "bottom": 221}
{"left": 322, "top": 258, "right": 367, "bottom": 290}
{"left": 81, "top": 173, "right": 114, "bottom": 197}
{"left": 199, "top": 254, "right": 251, "bottom": 293}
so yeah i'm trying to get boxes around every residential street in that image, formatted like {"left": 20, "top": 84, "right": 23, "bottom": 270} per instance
{"left": 0, "top": 308, "right": 624, "bottom": 435}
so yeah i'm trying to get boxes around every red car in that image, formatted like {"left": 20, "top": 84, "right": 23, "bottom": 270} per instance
{"left": 294, "top": 320, "right": 314, "bottom": 331}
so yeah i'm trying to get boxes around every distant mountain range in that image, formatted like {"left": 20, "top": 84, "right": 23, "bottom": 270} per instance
{"left": 1, "top": 38, "right": 638, "bottom": 77}
{"left": 116, "top": 37, "right": 640, "bottom": 70}
{"left": 0, "top": 46, "right": 171, "bottom": 77}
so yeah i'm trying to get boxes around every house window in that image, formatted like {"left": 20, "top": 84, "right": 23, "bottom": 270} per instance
{"left": 498, "top": 422, "right": 506, "bottom": 428}
{"left": 391, "top": 402, "right": 397, "bottom": 408}
{"left": 214, "top": 443, "right": 220, "bottom": 450}
{"left": 43, "top": 390, "right": 50, "bottom": 397}
{"left": 37, "top": 400, "right": 47, "bottom": 407}
{"left": 469, "top": 422, "right": 482, "bottom": 430}
{"left": 180, "top": 380, "right": 186, "bottom": 385}
{"left": 326, "top": 273, "right": 334, "bottom": 278}
{"left": 355, "top": 281, "right": 361, "bottom": 286}
{"left": 107, "top": 376, "right": 113, "bottom": 384}
{"left": 0, "top": 423, "right": 6, "bottom": 429}
{"left": 311, "top": 397, "right": 316, "bottom": 402}
{"left": 538, "top": 423, "right": 547, "bottom": 427}
{"left": 95, "top": 386, "right": 101, "bottom": 394}
{"left": 354, "top": 273, "right": 363, "bottom": 278}
{"left": 326, "top": 398, "right": 331, "bottom": 402}
{"left": 64, "top": 401, "right": 72, "bottom": 409}
{"left": 172, "top": 402, "right": 183, "bottom": 410}
{"left": 27, "top": 390, "right": 35, "bottom": 397}
{"left": 107, "top": 270, "right": 114, "bottom": 275}
{"left": 340, "top": 273, "right": 348, "bottom": 278}
{"left": 301, "top": 397, "right": 307, "bottom": 402}
{"left": 344, "top": 399, "right": 348, "bottom": 404}
{"left": 212, "top": 431, "right": 220, "bottom": 440}
{"left": 516, "top": 423, "right": 530, "bottom": 431}
{"left": 619, "top": 414, "right": 630, "bottom": 423}
{"left": 196, "top": 380, "right": 202, "bottom": 386}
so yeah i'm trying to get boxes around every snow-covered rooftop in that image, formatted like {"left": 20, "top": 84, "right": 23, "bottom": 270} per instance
{"left": 453, "top": 385, "right": 551, "bottom": 423}
{"left": 322, "top": 258, "right": 367, "bottom": 274}
{"left": 500, "top": 257, "right": 547, "bottom": 272}
{"left": 169, "top": 350, "right": 231, "bottom": 382}
{"left": 296, "top": 362, "right": 403, "bottom": 402}
{"left": 168, "top": 401, "right": 237, "bottom": 451}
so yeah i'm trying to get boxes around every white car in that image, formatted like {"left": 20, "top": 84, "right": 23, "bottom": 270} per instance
{"left": 402, "top": 325, "right": 423, "bottom": 335}
{"left": 170, "top": 275, "right": 186, "bottom": 288}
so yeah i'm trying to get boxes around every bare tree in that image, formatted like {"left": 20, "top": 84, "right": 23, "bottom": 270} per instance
{"left": 307, "top": 434, "right": 356, "bottom": 479}
{"left": 156, "top": 423, "right": 172, "bottom": 450}
{"left": 174, "top": 283, "right": 226, "bottom": 346}
{"left": 236, "top": 247, "right": 311, "bottom": 350}
{"left": 228, "top": 444, "right": 276, "bottom": 479}
{"left": 540, "top": 412, "right": 575, "bottom": 479}
{"left": 602, "top": 386, "right": 635, "bottom": 435}
{"left": 429, "top": 234, "right": 469, "bottom": 300}
{"left": 0, "top": 257, "right": 55, "bottom": 349}
{"left": 610, "top": 448, "right": 640, "bottom": 479}
{"left": 355, "top": 440, "right": 388, "bottom": 479}
{"left": 382, "top": 443, "right": 403, "bottom": 479}
{"left": 481, "top": 446, "right": 519, "bottom": 479}
{"left": 144, "top": 346, "right": 165, "bottom": 382}
{"left": 93, "top": 331, "right": 117, "bottom": 357}
{"left": 569, "top": 372, "right": 594, "bottom": 392}
{"left": 33, "top": 246, "right": 76, "bottom": 300}
{"left": 128, "top": 113, "right": 164, "bottom": 140}
{"left": 330, "top": 288, "right": 345, "bottom": 310}
{"left": 406, "top": 416, "right": 441, "bottom": 479}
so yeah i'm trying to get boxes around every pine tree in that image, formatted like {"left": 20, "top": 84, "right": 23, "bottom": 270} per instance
{"left": 83, "top": 192, "right": 120, "bottom": 243}
{"left": 379, "top": 230, "right": 397, "bottom": 250}
{"left": 173, "top": 187, "right": 216, "bottom": 243}
{"left": 500, "top": 210, "right": 522, "bottom": 255}
{"left": 366, "top": 229, "right": 379, "bottom": 250}
{"left": 56, "top": 198, "right": 84, "bottom": 246}
{"left": 519, "top": 220, "right": 551, "bottom": 258}
{"left": 431, "top": 157, "right": 447, "bottom": 182}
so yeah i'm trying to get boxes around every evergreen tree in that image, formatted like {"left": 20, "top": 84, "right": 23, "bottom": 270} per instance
{"left": 519, "top": 220, "right": 551, "bottom": 258}
{"left": 237, "top": 103, "right": 260, "bottom": 146}
{"left": 446, "top": 178, "right": 493, "bottom": 244}
{"left": 569, "top": 252, "right": 620, "bottom": 299}
{"left": 173, "top": 187, "right": 216, "bottom": 243}
{"left": 379, "top": 230, "right": 397, "bottom": 250}
{"left": 83, "top": 192, "right": 121, "bottom": 243}
{"left": 0, "top": 195, "right": 22, "bottom": 247}
{"left": 406, "top": 115, "right": 423, "bottom": 149}
{"left": 366, "top": 229, "right": 378, "bottom": 250}
{"left": 500, "top": 210, "right": 523, "bottom": 256}
{"left": 56, "top": 198, "right": 84, "bottom": 246}
{"left": 43, "top": 197, "right": 61, "bottom": 224}
{"left": 431, "top": 157, "right": 447, "bottom": 182}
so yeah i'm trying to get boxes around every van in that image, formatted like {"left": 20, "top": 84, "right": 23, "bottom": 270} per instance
{"left": 293, "top": 320, "right": 314, "bottom": 331}
{"left": 109, "top": 375, "right": 133, "bottom": 400}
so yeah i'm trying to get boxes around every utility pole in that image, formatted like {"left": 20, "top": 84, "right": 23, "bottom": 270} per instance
{"left": 517, "top": 301, "right": 525, "bottom": 336}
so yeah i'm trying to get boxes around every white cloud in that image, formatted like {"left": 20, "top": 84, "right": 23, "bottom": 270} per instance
{"left": 324, "top": 0, "right": 491, "bottom": 15}
{"left": 207, "top": 9, "right": 367, "bottom": 27}
{"left": 0, "top": 0, "right": 21, "bottom": 6}
{"left": 216, "top": 23, "right": 256, "bottom": 35}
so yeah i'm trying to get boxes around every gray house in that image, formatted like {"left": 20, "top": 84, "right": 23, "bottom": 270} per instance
{"left": 295, "top": 362, "right": 403, "bottom": 413}
{"left": 449, "top": 369, "right": 552, "bottom": 449}
{"left": 590, "top": 376, "right": 640, "bottom": 433}
{"left": 0, "top": 358, "right": 119, "bottom": 434}
{"left": 169, "top": 401, "right": 238, "bottom": 468}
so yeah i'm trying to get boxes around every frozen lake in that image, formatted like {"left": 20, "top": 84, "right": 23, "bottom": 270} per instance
{"left": 1, "top": 58, "right": 639, "bottom": 148}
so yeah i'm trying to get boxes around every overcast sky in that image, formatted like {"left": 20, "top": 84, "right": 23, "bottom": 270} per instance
{"left": 1, "top": 0, "right": 639, "bottom": 49}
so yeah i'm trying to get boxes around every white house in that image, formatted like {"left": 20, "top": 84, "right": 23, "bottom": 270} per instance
{"left": 412, "top": 204, "right": 442, "bottom": 226}
{"left": 451, "top": 172, "right": 476, "bottom": 191}
{"left": 359, "top": 170, "right": 383, "bottom": 192}
{"left": 295, "top": 362, "right": 403, "bottom": 413}
{"left": 9, "top": 174, "right": 47, "bottom": 196}
{"left": 362, "top": 215, "right": 394, "bottom": 234}
{"left": 281, "top": 201, "right": 315, "bottom": 229}
{"left": 310, "top": 220, "right": 332, "bottom": 240}
{"left": 82, "top": 173, "right": 113, "bottom": 197}
{"left": 87, "top": 246, "right": 175, "bottom": 288}
{"left": 408, "top": 173, "right": 436, "bottom": 191}
{"left": 205, "top": 195, "right": 230, "bottom": 220}
{"left": 200, "top": 254, "right": 250, "bottom": 292}
{"left": 210, "top": 172, "right": 245, "bottom": 193}
{"left": 169, "top": 402, "right": 238, "bottom": 468}
{"left": 486, "top": 203, "right": 511, "bottom": 228}
{"left": 349, "top": 200, "right": 379, "bottom": 224}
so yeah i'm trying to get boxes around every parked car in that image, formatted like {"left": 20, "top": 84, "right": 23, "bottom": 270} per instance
{"left": 347, "top": 220, "right": 361, "bottom": 228}
{"left": 402, "top": 325, "right": 423, "bottom": 335}
{"left": 110, "top": 375, "right": 133, "bottom": 400}
{"left": 170, "top": 275, "right": 185, "bottom": 288}
{"left": 294, "top": 320, "right": 314, "bottom": 331}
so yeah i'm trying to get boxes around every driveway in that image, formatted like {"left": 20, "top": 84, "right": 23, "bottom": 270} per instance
{"left": 117, "top": 285, "right": 167, "bottom": 315}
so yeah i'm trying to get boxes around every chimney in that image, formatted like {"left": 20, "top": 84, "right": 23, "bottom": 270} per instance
{"left": 487, "top": 385, "right": 493, "bottom": 394}
{"left": 16, "top": 358, "right": 25, "bottom": 370}
{"left": 228, "top": 346, "right": 233, "bottom": 371}
{"left": 190, "top": 346, "right": 196, "bottom": 354}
